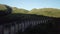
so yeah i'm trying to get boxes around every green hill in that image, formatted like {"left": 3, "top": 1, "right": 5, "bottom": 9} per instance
{"left": 12, "top": 7, "right": 29, "bottom": 14}
{"left": 0, "top": 4, "right": 7, "bottom": 11}
{"left": 0, "top": 4, "right": 12, "bottom": 16}
{"left": 0, "top": 4, "right": 60, "bottom": 18}
{"left": 29, "top": 8, "right": 60, "bottom": 18}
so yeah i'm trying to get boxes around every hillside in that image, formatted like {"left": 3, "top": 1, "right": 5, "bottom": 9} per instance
{"left": 29, "top": 8, "right": 60, "bottom": 18}
{"left": 0, "top": 4, "right": 7, "bottom": 11}
{"left": 0, "top": 4, "right": 60, "bottom": 33}
{"left": 12, "top": 7, "right": 29, "bottom": 14}
{"left": 0, "top": 4, "right": 12, "bottom": 16}
{"left": 0, "top": 4, "right": 60, "bottom": 18}
{"left": 12, "top": 7, "right": 60, "bottom": 18}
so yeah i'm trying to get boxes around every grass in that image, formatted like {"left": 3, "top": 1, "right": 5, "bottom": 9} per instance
{"left": 0, "top": 4, "right": 60, "bottom": 18}
{"left": 28, "top": 8, "right": 60, "bottom": 18}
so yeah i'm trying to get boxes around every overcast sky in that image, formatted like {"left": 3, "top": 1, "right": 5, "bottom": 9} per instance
{"left": 0, "top": 0, "right": 60, "bottom": 10}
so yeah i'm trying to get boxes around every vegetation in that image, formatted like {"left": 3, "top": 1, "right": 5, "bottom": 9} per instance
{"left": 0, "top": 4, "right": 12, "bottom": 16}
{"left": 12, "top": 7, "right": 29, "bottom": 14}
{"left": 29, "top": 8, "right": 60, "bottom": 18}
{"left": 0, "top": 4, "right": 60, "bottom": 18}
{"left": 0, "top": 4, "right": 7, "bottom": 11}
{"left": 0, "top": 4, "right": 60, "bottom": 33}
{"left": 12, "top": 7, "right": 60, "bottom": 18}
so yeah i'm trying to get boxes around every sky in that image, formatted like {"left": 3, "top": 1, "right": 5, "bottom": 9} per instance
{"left": 0, "top": 0, "right": 60, "bottom": 10}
